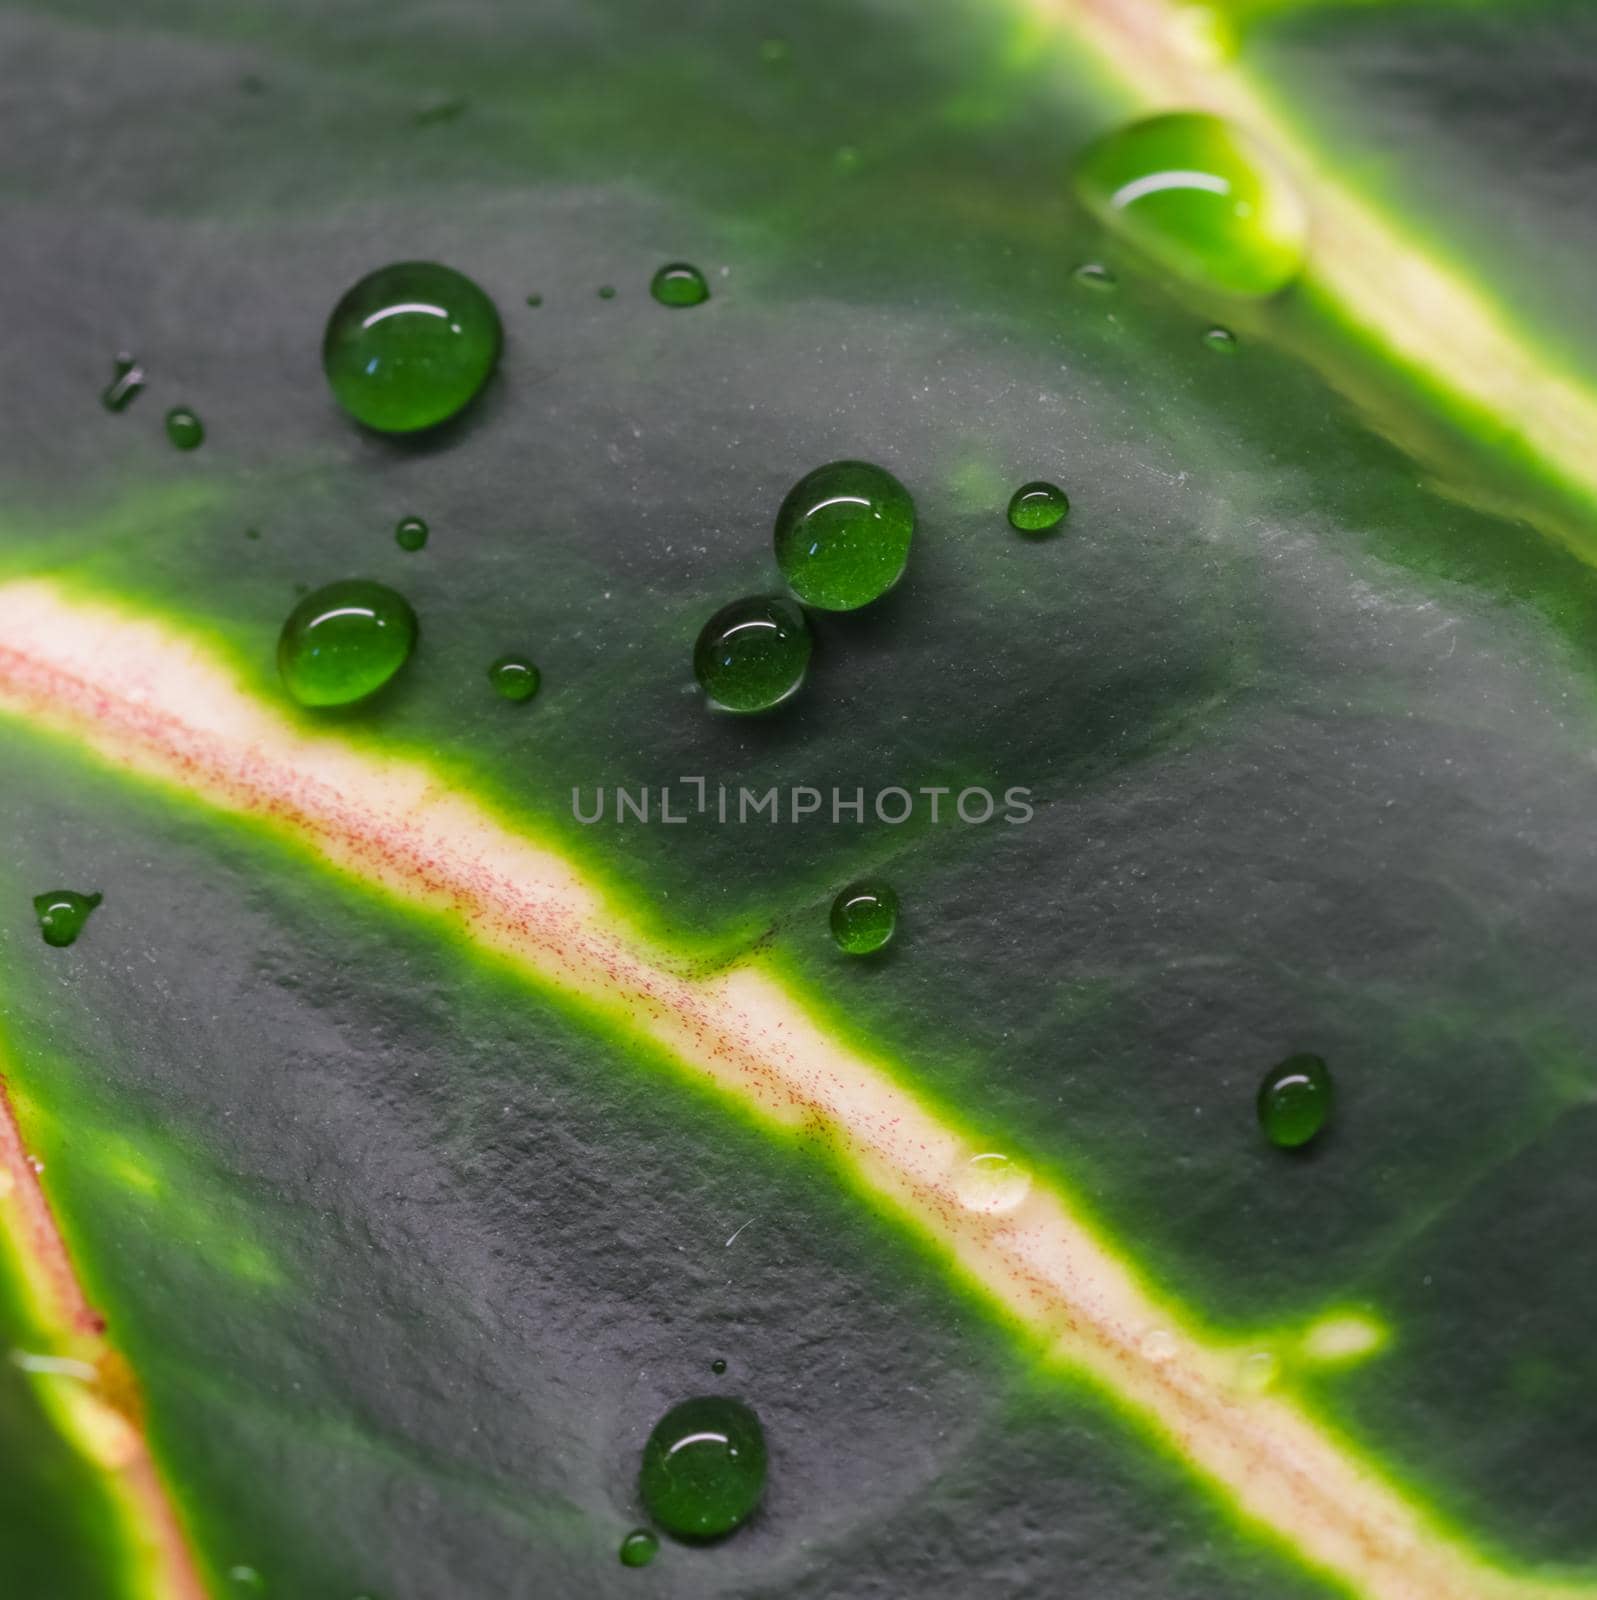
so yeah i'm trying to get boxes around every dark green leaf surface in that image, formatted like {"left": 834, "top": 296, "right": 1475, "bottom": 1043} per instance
{"left": 2, "top": 0, "right": 1596, "bottom": 1595}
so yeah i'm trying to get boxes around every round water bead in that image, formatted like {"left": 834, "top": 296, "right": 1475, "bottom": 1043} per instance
{"left": 1203, "top": 326, "right": 1239, "bottom": 354}
{"left": 830, "top": 881, "right": 898, "bottom": 954}
{"left": 322, "top": 261, "right": 502, "bottom": 433}
{"left": 395, "top": 516, "right": 429, "bottom": 551}
{"left": 639, "top": 1396, "right": 766, "bottom": 1542}
{"left": 165, "top": 407, "right": 204, "bottom": 450}
{"left": 618, "top": 1529, "right": 658, "bottom": 1568}
{"left": 1257, "top": 1053, "right": 1333, "bottom": 1148}
{"left": 277, "top": 579, "right": 417, "bottom": 708}
{"left": 1007, "top": 480, "right": 1070, "bottom": 533}
{"left": 650, "top": 262, "right": 710, "bottom": 307}
{"left": 773, "top": 460, "right": 915, "bottom": 611}
{"left": 33, "top": 890, "right": 101, "bottom": 949}
{"left": 488, "top": 654, "right": 540, "bottom": 702}
{"left": 1073, "top": 112, "right": 1307, "bottom": 299}
{"left": 693, "top": 596, "right": 811, "bottom": 714}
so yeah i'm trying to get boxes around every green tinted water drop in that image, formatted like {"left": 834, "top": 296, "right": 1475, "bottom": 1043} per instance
{"left": 1203, "top": 326, "right": 1238, "bottom": 354}
{"left": 830, "top": 881, "right": 898, "bottom": 955}
{"left": 774, "top": 460, "right": 915, "bottom": 611}
{"left": 488, "top": 654, "right": 540, "bottom": 702}
{"left": 618, "top": 1529, "right": 658, "bottom": 1568}
{"left": 322, "top": 262, "right": 502, "bottom": 434}
{"left": 1257, "top": 1053, "right": 1333, "bottom": 1148}
{"left": 277, "top": 580, "right": 417, "bottom": 708}
{"left": 165, "top": 407, "right": 204, "bottom": 450}
{"left": 33, "top": 891, "right": 102, "bottom": 949}
{"left": 710, "top": 1358, "right": 728, "bottom": 1376}
{"left": 226, "top": 1568, "right": 265, "bottom": 1594}
{"left": 597, "top": 285, "right": 617, "bottom": 300}
{"left": 639, "top": 1396, "right": 766, "bottom": 1542}
{"left": 101, "top": 353, "right": 145, "bottom": 413}
{"left": 395, "top": 516, "right": 429, "bottom": 552}
{"left": 526, "top": 293, "right": 543, "bottom": 307}
{"left": 1007, "top": 481, "right": 1070, "bottom": 533}
{"left": 694, "top": 596, "right": 811, "bottom": 714}
{"left": 1074, "top": 112, "right": 1307, "bottom": 298}
{"left": 1072, "top": 262, "right": 1117, "bottom": 293}
{"left": 650, "top": 262, "right": 710, "bottom": 308}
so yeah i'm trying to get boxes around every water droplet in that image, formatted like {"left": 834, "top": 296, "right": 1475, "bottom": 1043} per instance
{"left": 245, "top": 528, "right": 261, "bottom": 541}
{"left": 760, "top": 37, "right": 790, "bottom": 65}
{"left": 597, "top": 285, "right": 617, "bottom": 300}
{"left": 488, "top": 654, "right": 540, "bottom": 702}
{"left": 1072, "top": 262, "right": 1117, "bottom": 293}
{"left": 413, "top": 95, "right": 467, "bottom": 126}
{"left": 693, "top": 596, "right": 812, "bottom": 714}
{"left": 1073, "top": 112, "right": 1307, "bottom": 298}
{"left": 227, "top": 1568, "right": 265, "bottom": 1594}
{"left": 829, "top": 881, "right": 898, "bottom": 955}
{"left": 33, "top": 890, "right": 101, "bottom": 949}
{"left": 165, "top": 407, "right": 204, "bottom": 450}
{"left": 526, "top": 293, "right": 543, "bottom": 307}
{"left": 650, "top": 262, "right": 710, "bottom": 309}
{"left": 773, "top": 460, "right": 915, "bottom": 611}
{"left": 834, "top": 144, "right": 861, "bottom": 174}
{"left": 1007, "top": 480, "right": 1070, "bottom": 534}
{"left": 710, "top": 1358, "right": 728, "bottom": 1376}
{"left": 619, "top": 1528, "right": 659, "bottom": 1568}
{"left": 322, "top": 262, "right": 502, "bottom": 434}
{"left": 1238, "top": 1350, "right": 1280, "bottom": 1392}
{"left": 639, "top": 1396, "right": 766, "bottom": 1542}
{"left": 1140, "top": 1328, "right": 1178, "bottom": 1365}
{"left": 100, "top": 353, "right": 145, "bottom": 413}
{"left": 1257, "top": 1053, "right": 1332, "bottom": 1149}
{"left": 1203, "top": 325, "right": 1238, "bottom": 354}
{"left": 277, "top": 580, "right": 417, "bottom": 708}
{"left": 394, "top": 516, "right": 429, "bottom": 552}
{"left": 952, "top": 1151, "right": 1031, "bottom": 1214}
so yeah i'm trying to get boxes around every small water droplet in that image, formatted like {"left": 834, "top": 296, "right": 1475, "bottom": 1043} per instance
{"left": 1007, "top": 480, "right": 1070, "bottom": 534}
{"left": 710, "top": 1358, "right": 728, "bottom": 1376}
{"left": 1141, "top": 1328, "right": 1178, "bottom": 1364}
{"left": 488, "top": 654, "right": 540, "bottom": 702}
{"left": 774, "top": 460, "right": 915, "bottom": 611}
{"left": 1074, "top": 112, "right": 1307, "bottom": 298}
{"left": 693, "top": 596, "right": 812, "bottom": 714}
{"left": 830, "top": 881, "right": 898, "bottom": 956}
{"left": 760, "top": 37, "right": 790, "bottom": 65}
{"left": 525, "top": 293, "right": 543, "bottom": 307}
{"left": 413, "top": 95, "right": 467, "bottom": 126}
{"left": 394, "top": 516, "right": 429, "bottom": 552}
{"left": 1203, "top": 325, "right": 1238, "bottom": 354}
{"left": 639, "top": 1396, "right": 766, "bottom": 1542}
{"left": 619, "top": 1528, "right": 658, "bottom": 1568}
{"left": 33, "top": 890, "right": 102, "bottom": 949}
{"left": 952, "top": 1152, "right": 1031, "bottom": 1215}
{"left": 165, "top": 407, "right": 204, "bottom": 450}
{"left": 238, "top": 73, "right": 267, "bottom": 95}
{"left": 650, "top": 262, "right": 710, "bottom": 308}
{"left": 1237, "top": 1350, "right": 1281, "bottom": 1392}
{"left": 1072, "top": 262, "right": 1117, "bottom": 293}
{"left": 277, "top": 580, "right": 417, "bottom": 708}
{"left": 323, "top": 262, "right": 502, "bottom": 434}
{"left": 1257, "top": 1053, "right": 1333, "bottom": 1148}
{"left": 100, "top": 353, "right": 145, "bottom": 413}
{"left": 834, "top": 144, "right": 861, "bottom": 174}
{"left": 597, "top": 284, "right": 617, "bottom": 300}
{"left": 227, "top": 1568, "right": 265, "bottom": 1594}
{"left": 245, "top": 528, "right": 261, "bottom": 541}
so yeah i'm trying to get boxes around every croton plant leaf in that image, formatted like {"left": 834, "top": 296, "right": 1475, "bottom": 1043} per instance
{"left": 2, "top": 0, "right": 1597, "bottom": 1596}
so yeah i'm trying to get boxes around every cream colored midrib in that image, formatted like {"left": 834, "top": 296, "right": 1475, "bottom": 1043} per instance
{"left": 0, "top": 578, "right": 1584, "bottom": 1600}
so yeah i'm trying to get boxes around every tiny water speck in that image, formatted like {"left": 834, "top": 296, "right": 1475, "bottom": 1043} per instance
{"left": 1072, "top": 262, "right": 1117, "bottom": 292}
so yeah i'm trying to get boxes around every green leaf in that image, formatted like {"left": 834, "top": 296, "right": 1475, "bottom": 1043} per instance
{"left": 2, "top": 1, "right": 1596, "bottom": 1596}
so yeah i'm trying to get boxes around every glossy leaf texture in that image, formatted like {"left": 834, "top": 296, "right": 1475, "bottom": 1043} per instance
{"left": 2, "top": 1, "right": 1597, "bottom": 1597}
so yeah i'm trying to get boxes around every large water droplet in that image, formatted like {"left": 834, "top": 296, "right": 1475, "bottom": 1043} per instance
{"left": 1257, "top": 1053, "right": 1333, "bottom": 1148}
{"left": 639, "top": 1396, "right": 766, "bottom": 1542}
{"left": 618, "top": 1528, "right": 659, "bottom": 1568}
{"left": 33, "top": 890, "right": 101, "bottom": 949}
{"left": 165, "top": 407, "right": 204, "bottom": 450}
{"left": 830, "top": 881, "right": 898, "bottom": 955}
{"left": 693, "top": 596, "right": 812, "bottom": 714}
{"left": 773, "top": 460, "right": 915, "bottom": 612}
{"left": 322, "top": 262, "right": 502, "bottom": 434}
{"left": 952, "top": 1152, "right": 1031, "bottom": 1215}
{"left": 488, "top": 654, "right": 540, "bottom": 702}
{"left": 1074, "top": 112, "right": 1307, "bottom": 299}
{"left": 100, "top": 353, "right": 145, "bottom": 413}
{"left": 1007, "top": 480, "right": 1070, "bottom": 534}
{"left": 651, "top": 262, "right": 710, "bottom": 308}
{"left": 277, "top": 580, "right": 417, "bottom": 708}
